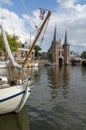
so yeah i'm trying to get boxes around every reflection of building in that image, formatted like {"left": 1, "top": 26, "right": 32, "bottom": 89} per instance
{"left": 47, "top": 66, "right": 70, "bottom": 99}
{"left": 48, "top": 66, "right": 60, "bottom": 89}
{"left": 48, "top": 26, "right": 70, "bottom": 65}
{"left": 48, "top": 66, "right": 70, "bottom": 88}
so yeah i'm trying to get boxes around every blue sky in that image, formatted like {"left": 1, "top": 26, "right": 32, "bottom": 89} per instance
{"left": 0, "top": 0, "right": 86, "bottom": 54}
{"left": 2, "top": 0, "right": 58, "bottom": 16}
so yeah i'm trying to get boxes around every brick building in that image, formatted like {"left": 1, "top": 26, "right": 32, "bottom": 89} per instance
{"left": 48, "top": 26, "right": 70, "bottom": 65}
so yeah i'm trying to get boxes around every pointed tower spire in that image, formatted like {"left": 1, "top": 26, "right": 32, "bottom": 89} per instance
{"left": 59, "top": 38, "right": 61, "bottom": 43}
{"left": 53, "top": 25, "right": 56, "bottom": 41}
{"left": 64, "top": 30, "right": 68, "bottom": 44}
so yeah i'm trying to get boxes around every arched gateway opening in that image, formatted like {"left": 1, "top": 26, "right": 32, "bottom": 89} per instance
{"left": 59, "top": 58, "right": 63, "bottom": 66}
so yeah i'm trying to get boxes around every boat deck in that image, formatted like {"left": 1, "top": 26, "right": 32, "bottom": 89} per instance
{"left": 0, "top": 80, "right": 16, "bottom": 89}
{"left": 0, "top": 79, "right": 10, "bottom": 89}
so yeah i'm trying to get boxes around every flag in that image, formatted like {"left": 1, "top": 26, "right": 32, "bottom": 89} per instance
{"left": 39, "top": 8, "right": 45, "bottom": 20}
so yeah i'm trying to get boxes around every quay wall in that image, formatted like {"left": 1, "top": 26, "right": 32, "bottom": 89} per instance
{"left": 39, "top": 59, "right": 49, "bottom": 66}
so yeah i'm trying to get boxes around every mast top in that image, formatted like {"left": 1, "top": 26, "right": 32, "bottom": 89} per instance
{"left": 53, "top": 25, "right": 56, "bottom": 41}
{"left": 64, "top": 30, "right": 68, "bottom": 44}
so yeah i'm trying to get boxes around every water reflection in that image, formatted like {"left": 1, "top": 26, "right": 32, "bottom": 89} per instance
{"left": 0, "top": 106, "right": 30, "bottom": 130}
{"left": 48, "top": 66, "right": 70, "bottom": 88}
{"left": 1, "top": 66, "right": 86, "bottom": 130}
{"left": 62, "top": 66, "right": 70, "bottom": 98}
{"left": 27, "top": 67, "right": 39, "bottom": 79}
{"left": 27, "top": 66, "right": 86, "bottom": 130}
{"left": 81, "top": 66, "right": 86, "bottom": 77}
{"left": 47, "top": 66, "right": 70, "bottom": 99}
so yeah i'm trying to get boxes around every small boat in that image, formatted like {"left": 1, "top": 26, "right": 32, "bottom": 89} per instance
{"left": 0, "top": 24, "right": 32, "bottom": 114}
{"left": 0, "top": 61, "right": 7, "bottom": 69}
{"left": 32, "top": 60, "right": 39, "bottom": 67}
{"left": 0, "top": 9, "right": 51, "bottom": 114}
{"left": 24, "top": 60, "right": 39, "bottom": 67}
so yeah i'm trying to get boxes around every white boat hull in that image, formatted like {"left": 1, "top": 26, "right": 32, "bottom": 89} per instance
{"left": 0, "top": 82, "right": 31, "bottom": 114}
{"left": 32, "top": 63, "right": 39, "bottom": 67}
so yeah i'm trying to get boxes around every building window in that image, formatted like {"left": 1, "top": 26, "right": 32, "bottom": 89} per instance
{"left": 21, "top": 52, "right": 24, "bottom": 57}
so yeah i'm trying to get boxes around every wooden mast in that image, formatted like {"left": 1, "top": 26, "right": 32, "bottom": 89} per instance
{"left": 22, "top": 10, "right": 51, "bottom": 68}
{"left": 17, "top": 10, "right": 51, "bottom": 81}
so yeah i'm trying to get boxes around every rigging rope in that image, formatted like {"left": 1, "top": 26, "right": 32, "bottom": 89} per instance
{"left": 39, "top": 16, "right": 50, "bottom": 47}
{"left": 9, "top": 14, "right": 16, "bottom": 34}
{"left": 27, "top": 12, "right": 50, "bottom": 55}
{"left": 34, "top": 16, "right": 51, "bottom": 62}
{"left": 26, "top": 20, "right": 44, "bottom": 47}
{"left": 19, "top": 0, "right": 38, "bottom": 29}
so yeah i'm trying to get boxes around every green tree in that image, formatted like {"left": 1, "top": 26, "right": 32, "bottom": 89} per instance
{"left": 0, "top": 34, "right": 5, "bottom": 52}
{"left": 34, "top": 45, "right": 41, "bottom": 58}
{"left": 81, "top": 51, "right": 86, "bottom": 59}
{"left": 0, "top": 33, "right": 20, "bottom": 55}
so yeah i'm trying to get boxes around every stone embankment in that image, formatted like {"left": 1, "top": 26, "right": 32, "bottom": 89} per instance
{"left": 39, "top": 59, "right": 49, "bottom": 66}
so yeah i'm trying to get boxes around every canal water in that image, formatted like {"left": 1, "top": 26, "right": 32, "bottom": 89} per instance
{"left": 0, "top": 66, "right": 86, "bottom": 130}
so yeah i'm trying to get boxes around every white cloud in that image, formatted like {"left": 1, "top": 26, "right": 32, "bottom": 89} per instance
{"left": 43, "top": 0, "right": 86, "bottom": 54}
{"left": 0, "top": 8, "right": 29, "bottom": 43}
{"left": 0, "top": 1, "right": 86, "bottom": 54}
{"left": 0, "top": 7, "right": 42, "bottom": 45}
{"left": 57, "top": 0, "right": 77, "bottom": 9}
{"left": 21, "top": 3, "right": 86, "bottom": 54}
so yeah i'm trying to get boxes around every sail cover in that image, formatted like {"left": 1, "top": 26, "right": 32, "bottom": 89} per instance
{"left": 1, "top": 24, "right": 21, "bottom": 68}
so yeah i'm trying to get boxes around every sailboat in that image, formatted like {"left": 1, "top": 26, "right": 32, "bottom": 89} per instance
{"left": 0, "top": 9, "right": 51, "bottom": 114}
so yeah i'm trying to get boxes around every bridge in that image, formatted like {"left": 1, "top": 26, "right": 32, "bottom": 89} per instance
{"left": 70, "top": 58, "right": 86, "bottom": 66}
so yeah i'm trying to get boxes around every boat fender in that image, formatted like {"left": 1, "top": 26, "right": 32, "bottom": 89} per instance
{"left": 29, "top": 90, "right": 31, "bottom": 92}
{"left": 8, "top": 80, "right": 16, "bottom": 86}
{"left": 0, "top": 78, "right": 2, "bottom": 81}
{"left": 19, "top": 79, "right": 22, "bottom": 84}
